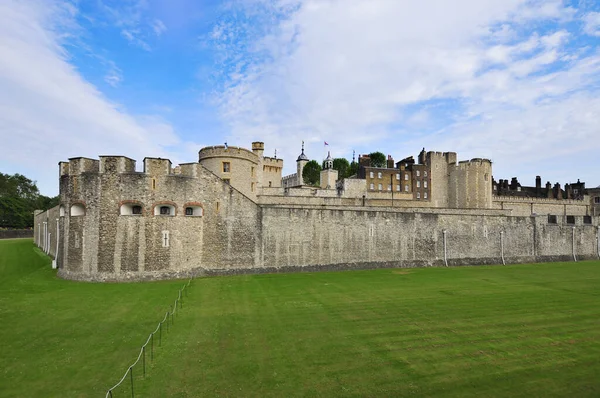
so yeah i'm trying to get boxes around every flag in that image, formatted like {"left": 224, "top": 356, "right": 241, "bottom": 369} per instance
{"left": 324, "top": 141, "right": 329, "bottom": 146}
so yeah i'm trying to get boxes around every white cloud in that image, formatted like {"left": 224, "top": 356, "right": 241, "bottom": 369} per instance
{"left": 103, "top": 61, "right": 123, "bottom": 87}
{"left": 151, "top": 19, "right": 167, "bottom": 36}
{"left": 583, "top": 11, "right": 600, "bottom": 36}
{"left": 0, "top": 0, "right": 185, "bottom": 195}
{"left": 212, "top": 0, "right": 600, "bottom": 186}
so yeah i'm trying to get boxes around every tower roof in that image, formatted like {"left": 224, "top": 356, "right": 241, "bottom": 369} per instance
{"left": 297, "top": 141, "right": 309, "bottom": 162}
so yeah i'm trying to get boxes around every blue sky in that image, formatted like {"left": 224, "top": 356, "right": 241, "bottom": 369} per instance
{"left": 1, "top": 0, "right": 599, "bottom": 195}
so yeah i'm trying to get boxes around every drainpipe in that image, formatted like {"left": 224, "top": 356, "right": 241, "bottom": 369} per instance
{"left": 442, "top": 230, "right": 448, "bottom": 267}
{"left": 572, "top": 226, "right": 577, "bottom": 262}
{"left": 52, "top": 218, "right": 59, "bottom": 269}
{"left": 500, "top": 231, "right": 506, "bottom": 265}
{"left": 42, "top": 222, "right": 47, "bottom": 252}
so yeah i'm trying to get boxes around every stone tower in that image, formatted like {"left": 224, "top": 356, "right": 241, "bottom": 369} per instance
{"left": 320, "top": 151, "right": 338, "bottom": 189}
{"left": 296, "top": 141, "right": 309, "bottom": 186}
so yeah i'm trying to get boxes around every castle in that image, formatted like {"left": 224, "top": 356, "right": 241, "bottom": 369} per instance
{"left": 34, "top": 142, "right": 600, "bottom": 281}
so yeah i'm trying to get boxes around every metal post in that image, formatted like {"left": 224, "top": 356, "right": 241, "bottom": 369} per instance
{"left": 130, "top": 367, "right": 134, "bottom": 398}
{"left": 572, "top": 226, "right": 577, "bottom": 262}
{"left": 500, "top": 231, "right": 505, "bottom": 265}
{"left": 442, "top": 230, "right": 448, "bottom": 267}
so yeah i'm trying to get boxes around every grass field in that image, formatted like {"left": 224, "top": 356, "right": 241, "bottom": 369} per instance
{"left": 1, "top": 239, "right": 600, "bottom": 397}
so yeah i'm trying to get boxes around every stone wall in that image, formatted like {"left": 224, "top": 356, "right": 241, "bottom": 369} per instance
{"left": 492, "top": 196, "right": 590, "bottom": 217}
{"left": 0, "top": 229, "right": 34, "bottom": 239}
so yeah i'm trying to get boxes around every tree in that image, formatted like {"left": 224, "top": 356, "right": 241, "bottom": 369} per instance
{"left": 303, "top": 160, "right": 322, "bottom": 186}
{"left": 332, "top": 158, "right": 350, "bottom": 179}
{"left": 368, "top": 152, "right": 387, "bottom": 168}
{"left": 347, "top": 161, "right": 359, "bottom": 178}
{"left": 0, "top": 172, "right": 58, "bottom": 229}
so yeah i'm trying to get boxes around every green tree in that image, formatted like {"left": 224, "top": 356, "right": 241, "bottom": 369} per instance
{"left": 0, "top": 172, "right": 58, "bottom": 229}
{"left": 303, "top": 160, "right": 322, "bottom": 186}
{"left": 332, "top": 158, "right": 350, "bottom": 179}
{"left": 368, "top": 152, "right": 387, "bottom": 168}
{"left": 347, "top": 161, "right": 359, "bottom": 178}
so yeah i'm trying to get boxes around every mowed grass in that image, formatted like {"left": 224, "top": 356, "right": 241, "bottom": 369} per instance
{"left": 1, "top": 239, "right": 600, "bottom": 397}
{"left": 0, "top": 239, "right": 188, "bottom": 397}
{"left": 138, "top": 261, "right": 600, "bottom": 397}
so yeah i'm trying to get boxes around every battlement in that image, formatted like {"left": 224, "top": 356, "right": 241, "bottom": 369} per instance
{"left": 492, "top": 195, "right": 586, "bottom": 205}
{"left": 67, "top": 157, "right": 100, "bottom": 176}
{"left": 198, "top": 145, "right": 259, "bottom": 164}
{"left": 263, "top": 157, "right": 284, "bottom": 167}
{"left": 426, "top": 151, "right": 457, "bottom": 165}
{"left": 99, "top": 156, "right": 136, "bottom": 174}
{"left": 282, "top": 173, "right": 297, "bottom": 181}
{"left": 143, "top": 157, "right": 172, "bottom": 176}
{"left": 455, "top": 158, "right": 492, "bottom": 169}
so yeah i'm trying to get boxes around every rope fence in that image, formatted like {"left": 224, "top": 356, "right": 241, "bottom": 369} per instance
{"left": 105, "top": 279, "right": 192, "bottom": 397}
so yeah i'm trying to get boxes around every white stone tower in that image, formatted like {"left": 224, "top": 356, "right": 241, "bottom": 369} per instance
{"left": 320, "top": 151, "right": 338, "bottom": 189}
{"left": 296, "top": 141, "right": 309, "bottom": 186}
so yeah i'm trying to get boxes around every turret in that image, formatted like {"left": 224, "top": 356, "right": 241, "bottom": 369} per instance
{"left": 296, "top": 141, "right": 309, "bottom": 184}
{"left": 252, "top": 142, "right": 265, "bottom": 158}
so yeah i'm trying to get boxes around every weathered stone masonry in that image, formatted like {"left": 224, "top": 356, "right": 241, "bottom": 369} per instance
{"left": 33, "top": 144, "right": 600, "bottom": 282}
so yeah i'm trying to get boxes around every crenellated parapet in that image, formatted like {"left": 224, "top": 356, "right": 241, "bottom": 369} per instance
{"left": 198, "top": 145, "right": 259, "bottom": 164}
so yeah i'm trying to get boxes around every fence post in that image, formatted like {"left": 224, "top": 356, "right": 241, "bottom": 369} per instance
{"left": 130, "top": 367, "right": 134, "bottom": 398}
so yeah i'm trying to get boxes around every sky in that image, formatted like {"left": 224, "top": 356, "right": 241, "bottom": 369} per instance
{"left": 1, "top": 0, "right": 599, "bottom": 196}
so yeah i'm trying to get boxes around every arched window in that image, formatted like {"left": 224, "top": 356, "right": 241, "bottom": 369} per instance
{"left": 120, "top": 203, "right": 144, "bottom": 216}
{"left": 59, "top": 206, "right": 65, "bottom": 217}
{"left": 183, "top": 203, "right": 204, "bottom": 217}
{"left": 153, "top": 203, "right": 176, "bottom": 216}
{"left": 70, "top": 203, "right": 85, "bottom": 216}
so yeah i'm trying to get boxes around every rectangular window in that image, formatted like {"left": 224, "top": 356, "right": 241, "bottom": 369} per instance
{"left": 424, "top": 192, "right": 428, "bottom": 199}
{"left": 132, "top": 205, "right": 142, "bottom": 215}
{"left": 595, "top": 197, "right": 600, "bottom": 204}
{"left": 370, "top": 183, "right": 374, "bottom": 190}
{"left": 223, "top": 162, "right": 231, "bottom": 172}
{"left": 369, "top": 171, "right": 374, "bottom": 178}
{"left": 162, "top": 231, "right": 170, "bottom": 248}
{"left": 159, "top": 206, "right": 171, "bottom": 215}
{"left": 566, "top": 215, "right": 575, "bottom": 224}
{"left": 405, "top": 185, "right": 409, "bottom": 192}
{"left": 416, "top": 170, "right": 420, "bottom": 177}
{"left": 584, "top": 215, "right": 592, "bottom": 224}
{"left": 378, "top": 183, "right": 382, "bottom": 191}
{"left": 387, "top": 184, "right": 392, "bottom": 191}
{"left": 185, "top": 207, "right": 194, "bottom": 216}
{"left": 396, "top": 174, "right": 400, "bottom": 180}
{"left": 396, "top": 185, "right": 400, "bottom": 191}
{"left": 424, "top": 171, "right": 428, "bottom": 177}
{"left": 417, "top": 192, "right": 421, "bottom": 199}
{"left": 251, "top": 166, "right": 255, "bottom": 177}
{"left": 269, "top": 181, "right": 272, "bottom": 187}
{"left": 251, "top": 182, "right": 255, "bottom": 192}
{"left": 378, "top": 172, "right": 382, "bottom": 179}
{"left": 548, "top": 215, "right": 557, "bottom": 224}
{"left": 424, "top": 181, "right": 428, "bottom": 188}
{"left": 417, "top": 181, "right": 421, "bottom": 188}
{"left": 404, "top": 174, "right": 409, "bottom": 181}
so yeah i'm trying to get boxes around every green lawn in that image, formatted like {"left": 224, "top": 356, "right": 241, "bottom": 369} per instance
{"left": 1, "top": 239, "right": 600, "bottom": 397}
{"left": 0, "top": 239, "right": 187, "bottom": 397}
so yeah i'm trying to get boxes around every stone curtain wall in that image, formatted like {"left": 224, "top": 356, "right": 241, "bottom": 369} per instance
{"left": 33, "top": 205, "right": 62, "bottom": 261}
{"left": 0, "top": 229, "right": 34, "bottom": 239}
{"left": 259, "top": 206, "right": 599, "bottom": 271}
